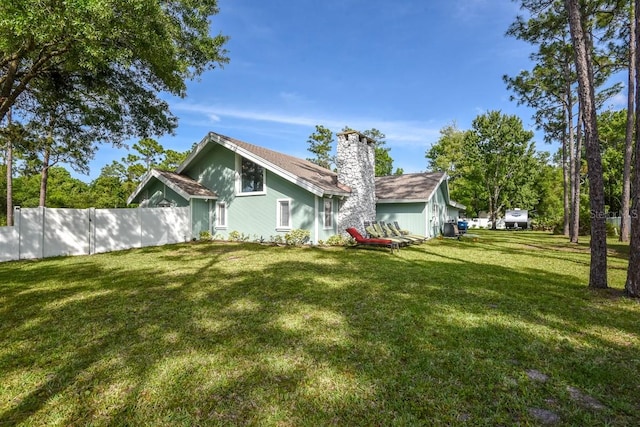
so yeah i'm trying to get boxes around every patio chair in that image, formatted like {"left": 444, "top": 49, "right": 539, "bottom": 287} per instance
{"left": 392, "top": 221, "right": 428, "bottom": 241}
{"left": 345, "top": 227, "right": 399, "bottom": 252}
{"left": 380, "top": 221, "right": 423, "bottom": 244}
{"left": 372, "top": 221, "right": 413, "bottom": 246}
{"left": 366, "top": 223, "right": 409, "bottom": 247}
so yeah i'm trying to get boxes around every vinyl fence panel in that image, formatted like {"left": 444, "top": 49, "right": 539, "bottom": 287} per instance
{"left": 93, "top": 208, "right": 142, "bottom": 254}
{"left": 17, "top": 207, "right": 45, "bottom": 259}
{"left": 43, "top": 208, "right": 90, "bottom": 258}
{"left": 140, "top": 207, "right": 190, "bottom": 247}
{"left": 1, "top": 206, "right": 192, "bottom": 262}
{"left": 0, "top": 225, "right": 19, "bottom": 262}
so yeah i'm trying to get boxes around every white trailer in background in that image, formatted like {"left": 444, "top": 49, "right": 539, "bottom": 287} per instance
{"left": 504, "top": 209, "right": 529, "bottom": 230}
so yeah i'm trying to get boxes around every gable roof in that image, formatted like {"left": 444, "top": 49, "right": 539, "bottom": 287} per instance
{"left": 375, "top": 172, "right": 447, "bottom": 203}
{"left": 177, "top": 131, "right": 351, "bottom": 197}
{"left": 127, "top": 169, "right": 217, "bottom": 205}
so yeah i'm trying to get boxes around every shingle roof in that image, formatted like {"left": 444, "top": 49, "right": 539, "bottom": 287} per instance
{"left": 154, "top": 170, "right": 217, "bottom": 199}
{"left": 375, "top": 172, "right": 446, "bottom": 201}
{"left": 126, "top": 169, "right": 217, "bottom": 205}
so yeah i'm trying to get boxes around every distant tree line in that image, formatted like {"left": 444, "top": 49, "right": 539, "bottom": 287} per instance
{"left": 0, "top": 138, "right": 190, "bottom": 220}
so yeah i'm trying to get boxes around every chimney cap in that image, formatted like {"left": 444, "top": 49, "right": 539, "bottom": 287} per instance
{"left": 337, "top": 130, "right": 374, "bottom": 144}
{"left": 337, "top": 129, "right": 362, "bottom": 136}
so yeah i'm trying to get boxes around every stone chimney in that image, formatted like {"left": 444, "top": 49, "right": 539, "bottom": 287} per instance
{"left": 336, "top": 130, "right": 376, "bottom": 233}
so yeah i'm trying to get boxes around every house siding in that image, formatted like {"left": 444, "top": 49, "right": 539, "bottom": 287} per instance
{"left": 376, "top": 203, "right": 427, "bottom": 236}
{"left": 191, "top": 199, "right": 210, "bottom": 237}
{"left": 188, "top": 144, "right": 237, "bottom": 203}
{"left": 446, "top": 205, "right": 462, "bottom": 220}
{"left": 141, "top": 181, "right": 189, "bottom": 208}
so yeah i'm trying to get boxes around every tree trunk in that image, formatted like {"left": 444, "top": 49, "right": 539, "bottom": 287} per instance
{"left": 567, "top": 92, "right": 578, "bottom": 242}
{"left": 626, "top": 0, "right": 640, "bottom": 297}
{"left": 571, "top": 111, "right": 583, "bottom": 243}
{"left": 562, "top": 57, "right": 575, "bottom": 238}
{"left": 39, "top": 145, "right": 50, "bottom": 207}
{"left": 621, "top": 3, "right": 635, "bottom": 242}
{"left": 489, "top": 185, "right": 497, "bottom": 230}
{"left": 562, "top": 131, "right": 570, "bottom": 236}
{"left": 566, "top": 0, "right": 607, "bottom": 289}
{"left": 5, "top": 107, "right": 13, "bottom": 226}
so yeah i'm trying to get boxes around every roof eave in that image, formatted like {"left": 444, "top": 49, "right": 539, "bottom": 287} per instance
{"left": 189, "top": 195, "right": 217, "bottom": 200}
{"left": 376, "top": 199, "right": 429, "bottom": 204}
{"left": 127, "top": 170, "right": 215, "bottom": 205}
{"left": 324, "top": 190, "right": 351, "bottom": 198}
{"left": 176, "top": 134, "right": 210, "bottom": 174}
{"left": 426, "top": 172, "right": 449, "bottom": 203}
{"left": 449, "top": 200, "right": 466, "bottom": 210}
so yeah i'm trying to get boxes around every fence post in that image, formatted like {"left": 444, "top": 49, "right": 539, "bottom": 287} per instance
{"left": 14, "top": 206, "right": 21, "bottom": 260}
{"left": 88, "top": 207, "right": 95, "bottom": 255}
{"left": 39, "top": 206, "right": 45, "bottom": 259}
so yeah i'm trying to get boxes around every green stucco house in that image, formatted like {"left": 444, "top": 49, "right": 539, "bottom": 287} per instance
{"left": 128, "top": 130, "right": 464, "bottom": 243}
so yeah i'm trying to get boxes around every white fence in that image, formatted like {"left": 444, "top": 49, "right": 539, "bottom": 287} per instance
{"left": 0, "top": 206, "right": 191, "bottom": 262}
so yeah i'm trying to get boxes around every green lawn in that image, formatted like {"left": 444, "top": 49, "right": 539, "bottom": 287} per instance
{"left": 0, "top": 230, "right": 638, "bottom": 426}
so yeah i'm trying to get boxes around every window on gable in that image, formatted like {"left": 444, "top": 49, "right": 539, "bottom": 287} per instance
{"left": 323, "top": 199, "right": 333, "bottom": 229}
{"left": 277, "top": 199, "right": 291, "bottom": 230}
{"left": 239, "top": 157, "right": 265, "bottom": 194}
{"left": 216, "top": 202, "right": 227, "bottom": 228}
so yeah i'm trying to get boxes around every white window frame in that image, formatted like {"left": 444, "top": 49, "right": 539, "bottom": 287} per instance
{"left": 276, "top": 199, "right": 292, "bottom": 231}
{"left": 323, "top": 198, "right": 333, "bottom": 229}
{"left": 236, "top": 155, "right": 266, "bottom": 196}
{"left": 216, "top": 201, "right": 227, "bottom": 229}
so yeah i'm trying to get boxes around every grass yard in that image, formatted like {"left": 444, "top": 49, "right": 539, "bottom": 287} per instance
{"left": 0, "top": 230, "right": 638, "bottom": 426}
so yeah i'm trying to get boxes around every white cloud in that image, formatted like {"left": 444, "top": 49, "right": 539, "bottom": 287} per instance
{"left": 608, "top": 92, "right": 628, "bottom": 108}
{"left": 174, "top": 102, "right": 318, "bottom": 127}
{"left": 173, "top": 102, "right": 442, "bottom": 148}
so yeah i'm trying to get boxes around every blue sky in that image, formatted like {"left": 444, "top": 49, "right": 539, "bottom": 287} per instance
{"left": 83, "top": 0, "right": 622, "bottom": 181}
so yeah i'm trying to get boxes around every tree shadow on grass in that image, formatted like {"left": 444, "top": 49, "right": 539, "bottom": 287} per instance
{"left": 0, "top": 241, "right": 638, "bottom": 425}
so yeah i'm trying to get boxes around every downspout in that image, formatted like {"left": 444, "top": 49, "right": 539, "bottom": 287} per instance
{"left": 314, "top": 195, "right": 319, "bottom": 244}
{"left": 335, "top": 198, "right": 340, "bottom": 235}
{"left": 189, "top": 198, "right": 193, "bottom": 241}
{"left": 208, "top": 199, "right": 213, "bottom": 233}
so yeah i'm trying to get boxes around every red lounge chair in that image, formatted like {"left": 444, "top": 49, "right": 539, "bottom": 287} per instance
{"left": 345, "top": 227, "right": 399, "bottom": 252}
